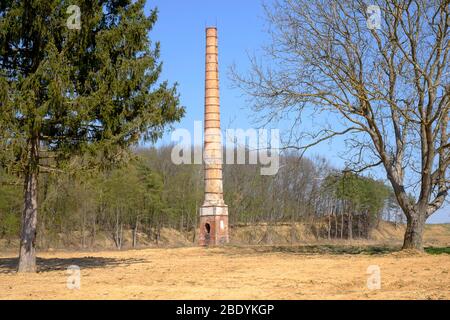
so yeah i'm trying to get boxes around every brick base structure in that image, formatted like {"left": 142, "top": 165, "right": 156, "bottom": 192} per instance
{"left": 198, "top": 206, "right": 229, "bottom": 246}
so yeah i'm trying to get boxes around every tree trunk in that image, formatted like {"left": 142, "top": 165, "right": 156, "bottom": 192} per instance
{"left": 91, "top": 213, "right": 96, "bottom": 248}
{"left": 358, "top": 214, "right": 362, "bottom": 238}
{"left": 347, "top": 212, "right": 353, "bottom": 240}
{"left": 402, "top": 211, "right": 425, "bottom": 251}
{"left": 114, "top": 208, "right": 120, "bottom": 249}
{"left": 132, "top": 217, "right": 139, "bottom": 248}
{"left": 18, "top": 168, "right": 38, "bottom": 272}
{"left": 327, "top": 210, "right": 331, "bottom": 240}
{"left": 334, "top": 212, "right": 338, "bottom": 239}
{"left": 119, "top": 223, "right": 123, "bottom": 250}
{"left": 81, "top": 208, "right": 86, "bottom": 249}
{"left": 156, "top": 225, "right": 161, "bottom": 245}
{"left": 18, "top": 135, "right": 39, "bottom": 273}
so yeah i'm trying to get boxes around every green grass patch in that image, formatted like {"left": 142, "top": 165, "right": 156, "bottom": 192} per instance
{"left": 246, "top": 244, "right": 399, "bottom": 255}
{"left": 425, "top": 247, "right": 450, "bottom": 255}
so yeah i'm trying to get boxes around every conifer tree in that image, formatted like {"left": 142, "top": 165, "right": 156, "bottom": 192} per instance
{"left": 0, "top": 0, "right": 184, "bottom": 272}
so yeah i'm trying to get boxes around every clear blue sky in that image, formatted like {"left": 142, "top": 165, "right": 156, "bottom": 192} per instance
{"left": 144, "top": 0, "right": 449, "bottom": 223}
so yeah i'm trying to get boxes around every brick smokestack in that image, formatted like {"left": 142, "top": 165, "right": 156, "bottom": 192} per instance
{"left": 198, "top": 27, "right": 229, "bottom": 246}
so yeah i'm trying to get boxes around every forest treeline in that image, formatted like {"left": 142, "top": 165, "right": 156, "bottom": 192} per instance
{"left": 0, "top": 146, "right": 404, "bottom": 249}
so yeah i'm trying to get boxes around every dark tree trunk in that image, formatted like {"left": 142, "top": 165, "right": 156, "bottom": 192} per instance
{"left": 18, "top": 135, "right": 39, "bottom": 273}
{"left": 91, "top": 213, "right": 97, "bottom": 248}
{"left": 347, "top": 212, "right": 353, "bottom": 240}
{"left": 327, "top": 210, "right": 331, "bottom": 240}
{"left": 358, "top": 214, "right": 362, "bottom": 238}
{"left": 132, "top": 217, "right": 139, "bottom": 248}
{"left": 81, "top": 208, "right": 86, "bottom": 249}
{"left": 402, "top": 210, "right": 426, "bottom": 251}
{"left": 114, "top": 208, "right": 123, "bottom": 250}
{"left": 334, "top": 212, "right": 338, "bottom": 239}
{"left": 18, "top": 167, "right": 38, "bottom": 272}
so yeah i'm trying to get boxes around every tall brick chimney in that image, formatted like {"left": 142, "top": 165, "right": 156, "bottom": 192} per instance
{"left": 198, "top": 27, "right": 229, "bottom": 246}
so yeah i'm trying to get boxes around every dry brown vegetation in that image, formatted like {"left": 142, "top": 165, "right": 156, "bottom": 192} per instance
{"left": 2, "top": 221, "right": 447, "bottom": 251}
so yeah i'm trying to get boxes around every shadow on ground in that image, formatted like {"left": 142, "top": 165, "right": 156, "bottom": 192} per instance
{"left": 0, "top": 256, "right": 148, "bottom": 274}
{"left": 220, "top": 244, "right": 450, "bottom": 256}
{"left": 220, "top": 244, "right": 401, "bottom": 256}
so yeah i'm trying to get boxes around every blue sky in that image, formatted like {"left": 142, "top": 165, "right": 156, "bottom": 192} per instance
{"left": 144, "top": 0, "right": 449, "bottom": 223}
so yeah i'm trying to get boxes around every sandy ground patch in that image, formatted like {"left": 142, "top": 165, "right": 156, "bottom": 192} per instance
{"left": 0, "top": 246, "right": 448, "bottom": 300}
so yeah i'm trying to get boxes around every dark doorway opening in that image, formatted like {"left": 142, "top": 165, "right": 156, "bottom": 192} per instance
{"left": 204, "top": 223, "right": 211, "bottom": 244}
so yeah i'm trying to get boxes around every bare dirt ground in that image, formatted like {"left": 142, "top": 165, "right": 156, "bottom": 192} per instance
{"left": 0, "top": 245, "right": 449, "bottom": 300}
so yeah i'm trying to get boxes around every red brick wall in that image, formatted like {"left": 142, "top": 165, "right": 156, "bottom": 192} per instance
{"left": 199, "top": 215, "right": 229, "bottom": 246}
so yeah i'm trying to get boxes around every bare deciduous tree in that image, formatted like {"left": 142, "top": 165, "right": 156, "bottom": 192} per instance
{"left": 231, "top": 0, "right": 449, "bottom": 250}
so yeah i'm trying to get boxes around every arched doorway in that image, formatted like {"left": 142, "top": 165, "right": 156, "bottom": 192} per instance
{"left": 204, "top": 223, "right": 211, "bottom": 244}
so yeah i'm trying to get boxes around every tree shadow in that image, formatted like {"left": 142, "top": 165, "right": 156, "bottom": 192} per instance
{"left": 0, "top": 256, "right": 148, "bottom": 274}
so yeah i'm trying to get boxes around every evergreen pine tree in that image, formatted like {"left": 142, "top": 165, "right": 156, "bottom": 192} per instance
{"left": 0, "top": 0, "right": 184, "bottom": 272}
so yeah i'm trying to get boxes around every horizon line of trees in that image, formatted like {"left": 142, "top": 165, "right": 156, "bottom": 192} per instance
{"left": 0, "top": 145, "right": 403, "bottom": 249}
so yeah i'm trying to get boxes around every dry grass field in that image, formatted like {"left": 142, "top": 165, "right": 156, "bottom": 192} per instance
{"left": 0, "top": 245, "right": 449, "bottom": 300}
